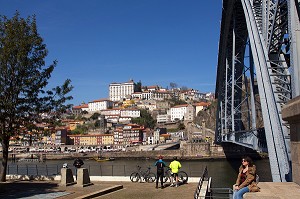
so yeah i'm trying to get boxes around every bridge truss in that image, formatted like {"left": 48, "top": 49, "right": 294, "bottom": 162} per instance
{"left": 215, "top": 0, "right": 300, "bottom": 182}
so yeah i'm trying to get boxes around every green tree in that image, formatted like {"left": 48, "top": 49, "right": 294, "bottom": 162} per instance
{"left": 0, "top": 12, "right": 73, "bottom": 182}
{"left": 71, "top": 124, "right": 87, "bottom": 135}
{"left": 90, "top": 112, "right": 100, "bottom": 120}
{"left": 132, "top": 109, "right": 156, "bottom": 129}
{"left": 134, "top": 80, "right": 142, "bottom": 92}
{"left": 178, "top": 122, "right": 185, "bottom": 130}
{"left": 170, "top": 82, "right": 178, "bottom": 90}
{"left": 169, "top": 97, "right": 186, "bottom": 106}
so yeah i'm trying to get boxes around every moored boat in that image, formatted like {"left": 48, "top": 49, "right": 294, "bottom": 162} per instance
{"left": 91, "top": 157, "right": 115, "bottom": 162}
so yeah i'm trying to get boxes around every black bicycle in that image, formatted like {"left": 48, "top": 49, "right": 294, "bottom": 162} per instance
{"left": 130, "top": 165, "right": 156, "bottom": 183}
{"left": 163, "top": 168, "right": 188, "bottom": 183}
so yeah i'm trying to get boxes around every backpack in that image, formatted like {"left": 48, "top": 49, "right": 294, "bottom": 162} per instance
{"left": 157, "top": 162, "right": 164, "bottom": 172}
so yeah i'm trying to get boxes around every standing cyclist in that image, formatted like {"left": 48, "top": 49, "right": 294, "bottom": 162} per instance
{"left": 154, "top": 155, "right": 166, "bottom": 189}
{"left": 169, "top": 156, "right": 181, "bottom": 187}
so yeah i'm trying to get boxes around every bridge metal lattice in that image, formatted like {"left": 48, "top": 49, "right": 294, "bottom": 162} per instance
{"left": 215, "top": 0, "right": 300, "bottom": 182}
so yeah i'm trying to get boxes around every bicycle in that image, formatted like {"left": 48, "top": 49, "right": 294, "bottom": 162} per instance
{"left": 130, "top": 165, "right": 156, "bottom": 183}
{"left": 163, "top": 168, "right": 188, "bottom": 184}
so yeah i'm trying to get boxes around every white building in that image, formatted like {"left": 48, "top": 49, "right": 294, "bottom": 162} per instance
{"left": 156, "top": 114, "right": 171, "bottom": 123}
{"left": 193, "top": 102, "right": 210, "bottom": 115}
{"left": 101, "top": 108, "right": 121, "bottom": 116}
{"left": 132, "top": 90, "right": 171, "bottom": 101}
{"left": 153, "top": 129, "right": 160, "bottom": 144}
{"left": 120, "top": 109, "right": 140, "bottom": 118}
{"left": 101, "top": 108, "right": 140, "bottom": 123}
{"left": 109, "top": 80, "right": 135, "bottom": 101}
{"left": 114, "top": 129, "right": 123, "bottom": 145}
{"left": 72, "top": 104, "right": 89, "bottom": 115}
{"left": 88, "top": 99, "right": 113, "bottom": 112}
{"left": 170, "top": 104, "right": 189, "bottom": 121}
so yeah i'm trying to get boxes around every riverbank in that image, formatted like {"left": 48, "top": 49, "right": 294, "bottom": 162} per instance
{"left": 1, "top": 149, "right": 267, "bottom": 161}
{"left": 2, "top": 151, "right": 225, "bottom": 161}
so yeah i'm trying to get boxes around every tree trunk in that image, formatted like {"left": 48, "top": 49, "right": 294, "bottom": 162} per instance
{"left": 0, "top": 136, "right": 9, "bottom": 182}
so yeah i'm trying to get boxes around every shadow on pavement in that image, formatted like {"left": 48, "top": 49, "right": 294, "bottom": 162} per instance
{"left": 0, "top": 181, "right": 70, "bottom": 199}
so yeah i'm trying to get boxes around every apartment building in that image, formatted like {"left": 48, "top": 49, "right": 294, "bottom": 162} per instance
{"left": 72, "top": 104, "right": 89, "bottom": 115}
{"left": 109, "top": 80, "right": 135, "bottom": 101}
{"left": 120, "top": 108, "right": 140, "bottom": 118}
{"left": 113, "top": 124, "right": 144, "bottom": 145}
{"left": 101, "top": 108, "right": 140, "bottom": 123}
{"left": 184, "top": 104, "right": 196, "bottom": 121}
{"left": 194, "top": 102, "right": 210, "bottom": 115}
{"left": 67, "top": 134, "right": 114, "bottom": 146}
{"left": 170, "top": 104, "right": 189, "bottom": 121}
{"left": 54, "top": 128, "right": 68, "bottom": 145}
{"left": 136, "top": 100, "right": 157, "bottom": 111}
{"left": 151, "top": 90, "right": 172, "bottom": 100}
{"left": 156, "top": 114, "right": 171, "bottom": 123}
{"left": 88, "top": 99, "right": 113, "bottom": 112}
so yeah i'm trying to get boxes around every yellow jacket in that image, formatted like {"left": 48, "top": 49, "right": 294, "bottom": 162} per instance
{"left": 169, "top": 160, "right": 181, "bottom": 173}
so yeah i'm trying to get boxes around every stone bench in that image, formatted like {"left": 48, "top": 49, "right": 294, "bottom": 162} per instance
{"left": 244, "top": 182, "right": 300, "bottom": 199}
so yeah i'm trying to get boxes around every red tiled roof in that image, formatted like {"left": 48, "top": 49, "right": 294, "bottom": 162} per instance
{"left": 172, "top": 104, "right": 189, "bottom": 108}
{"left": 193, "top": 102, "right": 210, "bottom": 107}
{"left": 73, "top": 104, "right": 88, "bottom": 109}
{"left": 90, "top": 98, "right": 111, "bottom": 103}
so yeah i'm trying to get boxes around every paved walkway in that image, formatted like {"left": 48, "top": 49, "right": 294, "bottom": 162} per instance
{"left": 0, "top": 180, "right": 198, "bottom": 199}
{"left": 99, "top": 181, "right": 197, "bottom": 199}
{"left": 244, "top": 182, "right": 300, "bottom": 199}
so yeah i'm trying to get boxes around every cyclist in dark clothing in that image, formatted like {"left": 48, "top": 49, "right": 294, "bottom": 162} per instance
{"left": 154, "top": 155, "right": 166, "bottom": 189}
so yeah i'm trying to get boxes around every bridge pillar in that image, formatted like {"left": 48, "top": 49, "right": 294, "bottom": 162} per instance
{"left": 282, "top": 96, "right": 300, "bottom": 185}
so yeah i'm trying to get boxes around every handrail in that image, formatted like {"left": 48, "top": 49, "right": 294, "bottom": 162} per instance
{"left": 194, "top": 166, "right": 208, "bottom": 199}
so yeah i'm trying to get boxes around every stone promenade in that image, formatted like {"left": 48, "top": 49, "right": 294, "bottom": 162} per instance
{"left": 244, "top": 182, "right": 300, "bottom": 199}
{"left": 2, "top": 180, "right": 300, "bottom": 198}
{"left": 0, "top": 180, "right": 198, "bottom": 199}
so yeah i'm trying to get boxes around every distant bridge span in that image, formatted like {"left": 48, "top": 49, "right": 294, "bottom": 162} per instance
{"left": 215, "top": 0, "right": 300, "bottom": 182}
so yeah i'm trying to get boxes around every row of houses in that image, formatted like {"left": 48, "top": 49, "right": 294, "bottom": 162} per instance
{"left": 73, "top": 100, "right": 210, "bottom": 124}
{"left": 73, "top": 79, "right": 213, "bottom": 115}
{"left": 39, "top": 124, "right": 174, "bottom": 147}
{"left": 108, "top": 79, "right": 214, "bottom": 102}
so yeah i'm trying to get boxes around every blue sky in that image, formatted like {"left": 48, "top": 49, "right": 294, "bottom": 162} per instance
{"left": 0, "top": 0, "right": 222, "bottom": 106}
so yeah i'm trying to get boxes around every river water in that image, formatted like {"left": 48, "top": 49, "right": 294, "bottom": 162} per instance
{"left": 7, "top": 158, "right": 272, "bottom": 188}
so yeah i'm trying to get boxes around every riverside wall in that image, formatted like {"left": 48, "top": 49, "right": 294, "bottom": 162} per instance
{"left": 101, "top": 142, "right": 226, "bottom": 160}
{"left": 2, "top": 142, "right": 227, "bottom": 160}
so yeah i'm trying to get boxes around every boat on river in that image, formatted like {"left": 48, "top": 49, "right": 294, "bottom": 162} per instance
{"left": 90, "top": 157, "right": 115, "bottom": 162}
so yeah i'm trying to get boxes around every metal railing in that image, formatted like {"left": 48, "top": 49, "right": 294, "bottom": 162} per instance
{"left": 194, "top": 166, "right": 233, "bottom": 199}
{"left": 7, "top": 162, "right": 204, "bottom": 177}
{"left": 6, "top": 164, "right": 154, "bottom": 177}
{"left": 206, "top": 187, "right": 233, "bottom": 199}
{"left": 194, "top": 166, "right": 208, "bottom": 199}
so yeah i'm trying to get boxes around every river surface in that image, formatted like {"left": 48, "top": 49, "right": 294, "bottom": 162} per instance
{"left": 6, "top": 158, "right": 272, "bottom": 188}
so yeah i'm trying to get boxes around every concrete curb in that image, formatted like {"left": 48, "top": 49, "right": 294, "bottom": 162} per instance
{"left": 74, "top": 185, "right": 123, "bottom": 199}
{"left": 6, "top": 175, "right": 200, "bottom": 183}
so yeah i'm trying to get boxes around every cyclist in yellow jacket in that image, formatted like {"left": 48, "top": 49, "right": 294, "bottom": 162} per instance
{"left": 169, "top": 157, "right": 181, "bottom": 187}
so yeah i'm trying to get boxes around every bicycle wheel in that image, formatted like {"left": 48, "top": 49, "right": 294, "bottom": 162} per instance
{"left": 146, "top": 172, "right": 156, "bottom": 183}
{"left": 130, "top": 172, "right": 140, "bottom": 182}
{"left": 163, "top": 172, "right": 171, "bottom": 183}
{"left": 178, "top": 171, "right": 188, "bottom": 183}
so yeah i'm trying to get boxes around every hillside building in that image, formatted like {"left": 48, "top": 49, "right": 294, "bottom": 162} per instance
{"left": 109, "top": 80, "right": 135, "bottom": 101}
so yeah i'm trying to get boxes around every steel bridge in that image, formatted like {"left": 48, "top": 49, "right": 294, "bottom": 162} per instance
{"left": 215, "top": 0, "right": 300, "bottom": 182}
